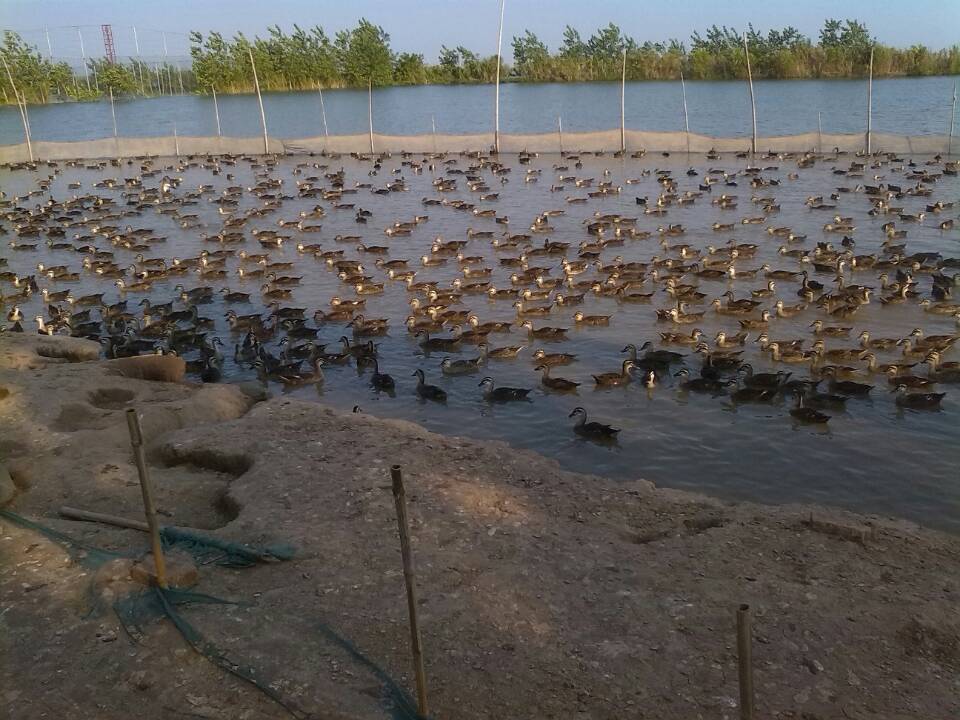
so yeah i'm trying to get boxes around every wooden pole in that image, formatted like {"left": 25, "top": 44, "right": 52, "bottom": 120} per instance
{"left": 367, "top": 78, "right": 374, "bottom": 154}
{"left": 0, "top": 53, "right": 33, "bottom": 162}
{"left": 680, "top": 70, "right": 690, "bottom": 154}
{"left": 390, "top": 465, "right": 428, "bottom": 717}
{"left": 736, "top": 604, "right": 754, "bottom": 720}
{"left": 126, "top": 409, "right": 168, "bottom": 588}
{"left": 248, "top": 47, "right": 269, "bottom": 155}
{"left": 493, "top": 0, "right": 505, "bottom": 153}
{"left": 620, "top": 49, "right": 627, "bottom": 152}
{"left": 743, "top": 33, "right": 757, "bottom": 154}
{"left": 60, "top": 505, "right": 150, "bottom": 532}
{"left": 212, "top": 85, "right": 222, "bottom": 136}
{"left": 866, "top": 46, "right": 874, "bottom": 155}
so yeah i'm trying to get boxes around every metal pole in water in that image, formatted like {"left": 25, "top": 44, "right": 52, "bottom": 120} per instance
{"left": 132, "top": 26, "right": 145, "bottom": 95}
{"left": 431, "top": 114, "right": 437, "bottom": 154}
{"left": 390, "top": 465, "right": 429, "bottom": 717}
{"left": 109, "top": 86, "right": 118, "bottom": 136}
{"left": 493, "top": 0, "right": 505, "bottom": 153}
{"left": 948, "top": 83, "right": 956, "bottom": 157}
{"left": 620, "top": 48, "right": 627, "bottom": 152}
{"left": 77, "top": 27, "right": 91, "bottom": 91}
{"left": 743, "top": 33, "right": 757, "bottom": 154}
{"left": 173, "top": 121, "right": 180, "bottom": 158}
{"left": 367, "top": 78, "right": 374, "bottom": 154}
{"left": 817, "top": 111, "right": 822, "bottom": 154}
{"left": 680, "top": 69, "right": 690, "bottom": 154}
{"left": 248, "top": 47, "right": 270, "bottom": 155}
{"left": 866, "top": 46, "right": 874, "bottom": 155}
{"left": 317, "top": 84, "right": 329, "bottom": 143}
{"left": 558, "top": 115, "right": 563, "bottom": 154}
{"left": 44, "top": 27, "right": 53, "bottom": 59}
{"left": 212, "top": 85, "right": 221, "bottom": 136}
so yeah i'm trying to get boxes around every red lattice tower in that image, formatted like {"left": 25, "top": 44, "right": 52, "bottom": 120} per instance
{"left": 101, "top": 24, "right": 116, "bottom": 64}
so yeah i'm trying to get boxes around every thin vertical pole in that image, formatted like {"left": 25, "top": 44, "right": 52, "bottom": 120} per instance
{"left": 680, "top": 70, "right": 690, "bottom": 153}
{"left": 173, "top": 121, "right": 180, "bottom": 158}
{"left": 44, "top": 27, "right": 53, "bottom": 59}
{"left": 743, "top": 33, "right": 757, "bottom": 154}
{"left": 132, "top": 26, "right": 146, "bottom": 95}
{"left": 212, "top": 85, "right": 222, "bottom": 136}
{"left": 737, "top": 604, "right": 754, "bottom": 719}
{"left": 77, "top": 27, "right": 91, "bottom": 91}
{"left": 390, "top": 465, "right": 429, "bottom": 718}
{"left": 0, "top": 54, "right": 33, "bottom": 162}
{"left": 866, "top": 46, "right": 874, "bottom": 155}
{"left": 817, "top": 111, "right": 822, "bottom": 154}
{"left": 620, "top": 49, "right": 627, "bottom": 152}
{"left": 367, "top": 78, "right": 374, "bottom": 154}
{"left": 126, "top": 409, "right": 168, "bottom": 589}
{"left": 317, "top": 84, "right": 329, "bottom": 140}
{"left": 431, "top": 114, "right": 437, "bottom": 154}
{"left": 162, "top": 32, "right": 173, "bottom": 96}
{"left": 493, "top": 0, "right": 505, "bottom": 153}
{"left": 248, "top": 48, "right": 269, "bottom": 155}
{"left": 558, "top": 115, "right": 563, "bottom": 154}
{"left": 176, "top": 63, "right": 185, "bottom": 95}
{"left": 949, "top": 83, "right": 957, "bottom": 156}
{"left": 109, "top": 87, "right": 118, "bottom": 136}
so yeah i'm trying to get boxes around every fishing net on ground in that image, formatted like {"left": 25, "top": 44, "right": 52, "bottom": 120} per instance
{"left": 1, "top": 508, "right": 425, "bottom": 720}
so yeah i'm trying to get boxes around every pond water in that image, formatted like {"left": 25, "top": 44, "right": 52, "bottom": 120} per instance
{"left": 1, "top": 150, "right": 958, "bottom": 531}
{"left": 1, "top": 76, "right": 958, "bottom": 144}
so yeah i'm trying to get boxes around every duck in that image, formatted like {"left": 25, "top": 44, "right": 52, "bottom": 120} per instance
{"left": 416, "top": 330, "right": 461, "bottom": 352}
{"left": 892, "top": 384, "right": 945, "bottom": 409}
{"left": 592, "top": 360, "right": 637, "bottom": 387}
{"left": 521, "top": 321, "right": 568, "bottom": 341}
{"left": 573, "top": 311, "right": 611, "bottom": 326}
{"left": 738, "top": 311, "right": 772, "bottom": 330}
{"left": 774, "top": 299, "right": 806, "bottom": 318}
{"left": 532, "top": 348, "right": 576, "bottom": 366}
{"left": 412, "top": 368, "right": 446, "bottom": 402}
{"left": 479, "top": 377, "right": 531, "bottom": 402}
{"left": 885, "top": 366, "right": 936, "bottom": 389}
{"left": 277, "top": 358, "right": 325, "bottom": 387}
{"left": 440, "top": 356, "right": 482, "bottom": 376}
{"left": 483, "top": 344, "right": 524, "bottom": 359}
{"left": 536, "top": 364, "right": 580, "bottom": 392}
{"left": 730, "top": 385, "right": 778, "bottom": 403}
{"left": 789, "top": 393, "right": 831, "bottom": 424}
{"left": 809, "top": 320, "right": 851, "bottom": 338}
{"left": 767, "top": 342, "right": 811, "bottom": 363}
{"left": 370, "top": 359, "right": 396, "bottom": 391}
{"left": 857, "top": 331, "right": 898, "bottom": 350}
{"left": 568, "top": 407, "right": 620, "bottom": 440}
{"left": 738, "top": 364, "right": 790, "bottom": 390}
{"left": 673, "top": 368, "right": 731, "bottom": 393}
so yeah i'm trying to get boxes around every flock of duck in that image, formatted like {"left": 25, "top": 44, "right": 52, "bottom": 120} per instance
{"left": 1, "top": 146, "right": 958, "bottom": 443}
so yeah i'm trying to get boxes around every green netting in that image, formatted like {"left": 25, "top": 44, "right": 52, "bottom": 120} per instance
{"left": 1, "top": 509, "right": 426, "bottom": 719}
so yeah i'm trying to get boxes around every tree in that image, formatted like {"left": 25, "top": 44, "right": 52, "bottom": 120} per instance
{"left": 394, "top": 52, "right": 426, "bottom": 84}
{"left": 334, "top": 19, "right": 394, "bottom": 86}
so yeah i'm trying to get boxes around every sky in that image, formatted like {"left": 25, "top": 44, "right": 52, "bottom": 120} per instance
{"left": 2, "top": 0, "right": 958, "bottom": 62}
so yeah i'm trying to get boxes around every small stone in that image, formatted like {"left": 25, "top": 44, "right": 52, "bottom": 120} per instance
{"left": 803, "top": 657, "right": 824, "bottom": 674}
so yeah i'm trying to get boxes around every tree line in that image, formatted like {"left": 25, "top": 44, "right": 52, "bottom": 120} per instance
{"left": 2, "top": 19, "right": 958, "bottom": 104}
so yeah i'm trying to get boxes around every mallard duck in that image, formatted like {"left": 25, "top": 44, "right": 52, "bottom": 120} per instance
{"left": 738, "top": 311, "right": 772, "bottom": 330}
{"left": 536, "top": 364, "right": 580, "bottom": 392}
{"left": 809, "top": 320, "right": 851, "bottom": 337}
{"left": 532, "top": 348, "right": 576, "bottom": 366}
{"left": 370, "top": 359, "right": 395, "bottom": 391}
{"left": 673, "top": 368, "right": 731, "bottom": 393}
{"left": 417, "top": 330, "right": 461, "bottom": 352}
{"left": 484, "top": 344, "right": 524, "bottom": 359}
{"left": 479, "top": 377, "right": 531, "bottom": 402}
{"left": 277, "top": 358, "right": 325, "bottom": 386}
{"left": 885, "top": 366, "right": 936, "bottom": 388}
{"left": 715, "top": 331, "right": 748, "bottom": 348}
{"left": 412, "top": 368, "right": 446, "bottom": 402}
{"left": 790, "top": 393, "right": 831, "bottom": 424}
{"left": 568, "top": 407, "right": 620, "bottom": 439}
{"left": 593, "top": 360, "right": 637, "bottom": 387}
{"left": 623, "top": 342, "right": 684, "bottom": 365}
{"left": 768, "top": 342, "right": 811, "bottom": 363}
{"left": 669, "top": 306, "right": 704, "bottom": 324}
{"left": 811, "top": 340, "right": 862, "bottom": 362}
{"left": 857, "top": 331, "right": 897, "bottom": 350}
{"left": 521, "top": 321, "right": 568, "bottom": 341}
{"left": 892, "top": 385, "right": 945, "bottom": 409}
{"left": 659, "top": 329, "right": 703, "bottom": 345}
{"left": 573, "top": 311, "right": 610, "bottom": 326}
{"left": 774, "top": 299, "right": 806, "bottom": 318}
{"left": 440, "top": 356, "right": 482, "bottom": 376}
{"left": 738, "top": 364, "right": 790, "bottom": 390}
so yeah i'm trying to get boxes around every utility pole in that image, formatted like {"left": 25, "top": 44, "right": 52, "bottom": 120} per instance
{"left": 77, "top": 27, "right": 91, "bottom": 91}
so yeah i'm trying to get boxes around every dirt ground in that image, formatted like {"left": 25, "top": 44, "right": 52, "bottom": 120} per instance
{"left": 2, "top": 334, "right": 958, "bottom": 720}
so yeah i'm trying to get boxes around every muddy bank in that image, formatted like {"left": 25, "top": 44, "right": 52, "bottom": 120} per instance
{"left": 1, "top": 335, "right": 958, "bottom": 720}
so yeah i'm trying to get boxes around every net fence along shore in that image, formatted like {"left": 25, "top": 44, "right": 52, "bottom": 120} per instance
{"left": 0, "top": 130, "right": 955, "bottom": 163}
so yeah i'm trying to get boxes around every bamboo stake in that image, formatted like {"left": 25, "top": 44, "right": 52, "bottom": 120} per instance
{"left": 248, "top": 47, "right": 269, "bottom": 155}
{"left": 737, "top": 604, "right": 754, "bottom": 720}
{"left": 212, "top": 85, "right": 222, "bottom": 136}
{"left": 620, "top": 49, "right": 627, "bottom": 152}
{"left": 60, "top": 505, "right": 150, "bottom": 532}
{"left": 743, "top": 33, "right": 757, "bottom": 154}
{"left": 680, "top": 70, "right": 690, "bottom": 154}
{"left": 126, "top": 409, "right": 167, "bottom": 588}
{"left": 390, "top": 465, "right": 428, "bottom": 717}
{"left": 866, "top": 46, "right": 874, "bottom": 155}
{"left": 368, "top": 78, "right": 374, "bottom": 154}
{"left": 493, "top": 0, "right": 505, "bottom": 153}
{"left": 0, "top": 53, "right": 33, "bottom": 162}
